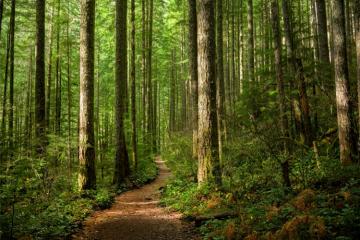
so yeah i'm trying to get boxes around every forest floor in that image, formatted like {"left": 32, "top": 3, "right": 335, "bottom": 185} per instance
{"left": 72, "top": 157, "right": 199, "bottom": 240}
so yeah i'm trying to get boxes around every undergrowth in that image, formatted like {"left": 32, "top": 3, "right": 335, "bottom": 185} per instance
{"left": 0, "top": 138, "right": 157, "bottom": 239}
{"left": 161, "top": 133, "right": 360, "bottom": 240}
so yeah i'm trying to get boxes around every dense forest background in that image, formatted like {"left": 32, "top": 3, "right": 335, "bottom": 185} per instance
{"left": 0, "top": 0, "right": 359, "bottom": 239}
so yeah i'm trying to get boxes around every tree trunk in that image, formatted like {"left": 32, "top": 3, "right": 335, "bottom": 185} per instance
{"left": 113, "top": 0, "right": 130, "bottom": 187}
{"left": 282, "top": 0, "right": 312, "bottom": 146}
{"left": 216, "top": 0, "right": 225, "bottom": 164}
{"left": 247, "top": 0, "right": 256, "bottom": 116}
{"left": 0, "top": 0, "right": 4, "bottom": 38}
{"left": 35, "top": 0, "right": 46, "bottom": 154}
{"left": 46, "top": 7, "right": 54, "bottom": 130}
{"left": 146, "top": 0, "right": 154, "bottom": 151}
{"left": 315, "top": 0, "right": 330, "bottom": 65}
{"left": 332, "top": 0, "right": 353, "bottom": 165}
{"left": 271, "top": 0, "right": 291, "bottom": 188}
{"left": 130, "top": 0, "right": 138, "bottom": 169}
{"left": 356, "top": 0, "right": 360, "bottom": 154}
{"left": 55, "top": 0, "right": 61, "bottom": 135}
{"left": 197, "top": 0, "right": 222, "bottom": 187}
{"left": 188, "top": 0, "right": 198, "bottom": 159}
{"left": 78, "top": 0, "right": 96, "bottom": 191}
{"left": 9, "top": 0, "right": 16, "bottom": 152}
{"left": 1, "top": 30, "right": 10, "bottom": 157}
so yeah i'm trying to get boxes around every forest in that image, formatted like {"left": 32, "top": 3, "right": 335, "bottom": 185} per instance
{"left": 0, "top": 0, "right": 359, "bottom": 239}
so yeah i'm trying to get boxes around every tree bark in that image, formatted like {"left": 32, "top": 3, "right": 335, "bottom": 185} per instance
{"left": 113, "top": 0, "right": 130, "bottom": 187}
{"left": 78, "top": 0, "right": 96, "bottom": 190}
{"left": 332, "top": 0, "right": 353, "bottom": 165}
{"left": 35, "top": 0, "right": 46, "bottom": 154}
{"left": 197, "top": 0, "right": 222, "bottom": 187}
{"left": 247, "top": 0, "right": 256, "bottom": 116}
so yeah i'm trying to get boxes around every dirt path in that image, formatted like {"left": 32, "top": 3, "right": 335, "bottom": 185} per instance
{"left": 72, "top": 157, "right": 199, "bottom": 240}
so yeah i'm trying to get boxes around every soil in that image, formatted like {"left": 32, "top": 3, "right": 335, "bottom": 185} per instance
{"left": 72, "top": 157, "right": 199, "bottom": 240}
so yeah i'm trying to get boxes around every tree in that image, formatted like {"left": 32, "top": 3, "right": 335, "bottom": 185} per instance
{"left": 0, "top": 0, "right": 4, "bottom": 38}
{"left": 35, "top": 0, "right": 46, "bottom": 154}
{"left": 314, "top": 0, "right": 330, "bottom": 65}
{"left": 332, "top": 0, "right": 353, "bottom": 165}
{"left": 130, "top": 0, "right": 137, "bottom": 169}
{"left": 188, "top": 0, "right": 198, "bottom": 159}
{"left": 78, "top": 0, "right": 96, "bottom": 191}
{"left": 9, "top": 0, "right": 16, "bottom": 151}
{"left": 113, "top": 0, "right": 130, "bottom": 187}
{"left": 216, "top": 0, "right": 225, "bottom": 163}
{"left": 271, "top": 0, "right": 290, "bottom": 187}
{"left": 247, "top": 0, "right": 256, "bottom": 115}
{"left": 356, "top": 0, "right": 360, "bottom": 146}
{"left": 282, "top": 0, "right": 312, "bottom": 146}
{"left": 197, "top": 0, "right": 221, "bottom": 187}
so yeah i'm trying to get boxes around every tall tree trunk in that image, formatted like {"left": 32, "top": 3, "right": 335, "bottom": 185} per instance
{"left": 78, "top": 0, "right": 96, "bottom": 191}
{"left": 282, "top": 0, "right": 312, "bottom": 146}
{"left": 216, "top": 0, "right": 225, "bottom": 164}
{"left": 197, "top": 0, "right": 222, "bottom": 187}
{"left": 113, "top": 0, "right": 130, "bottom": 187}
{"left": 130, "top": 0, "right": 138, "bottom": 169}
{"left": 0, "top": 0, "right": 4, "bottom": 38}
{"left": 332, "top": 0, "right": 353, "bottom": 165}
{"left": 1, "top": 30, "right": 10, "bottom": 157}
{"left": 9, "top": 0, "right": 16, "bottom": 152}
{"left": 188, "top": 0, "right": 198, "bottom": 159}
{"left": 67, "top": 3, "right": 72, "bottom": 175}
{"left": 169, "top": 51, "right": 176, "bottom": 134}
{"left": 247, "top": 0, "right": 256, "bottom": 116}
{"left": 46, "top": 7, "right": 54, "bottom": 130}
{"left": 146, "top": 0, "right": 154, "bottom": 151}
{"left": 271, "top": 0, "right": 291, "bottom": 188}
{"left": 141, "top": 0, "right": 147, "bottom": 135}
{"left": 55, "top": 0, "right": 61, "bottom": 135}
{"left": 315, "top": 0, "right": 330, "bottom": 65}
{"left": 35, "top": 0, "right": 46, "bottom": 154}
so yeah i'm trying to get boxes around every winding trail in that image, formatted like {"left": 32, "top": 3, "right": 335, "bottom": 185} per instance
{"left": 72, "top": 157, "right": 199, "bottom": 240}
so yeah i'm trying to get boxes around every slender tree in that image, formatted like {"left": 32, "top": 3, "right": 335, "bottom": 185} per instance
{"left": 271, "top": 0, "right": 290, "bottom": 187}
{"left": 113, "top": 0, "right": 130, "bottom": 186}
{"left": 356, "top": 0, "right": 360, "bottom": 150}
{"left": 314, "top": 0, "right": 330, "bottom": 65}
{"left": 216, "top": 0, "right": 225, "bottom": 163}
{"left": 130, "top": 0, "right": 138, "bottom": 169}
{"left": 188, "top": 0, "right": 198, "bottom": 159}
{"left": 282, "top": 0, "right": 312, "bottom": 146}
{"left": 197, "top": 0, "right": 222, "bottom": 187}
{"left": 0, "top": 0, "right": 4, "bottom": 38}
{"left": 35, "top": 0, "right": 46, "bottom": 154}
{"left": 78, "top": 0, "right": 96, "bottom": 190}
{"left": 9, "top": 0, "right": 16, "bottom": 151}
{"left": 332, "top": 0, "right": 353, "bottom": 165}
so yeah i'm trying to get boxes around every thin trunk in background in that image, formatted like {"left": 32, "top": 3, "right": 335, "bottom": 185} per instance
{"left": 130, "top": 0, "right": 138, "bottom": 169}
